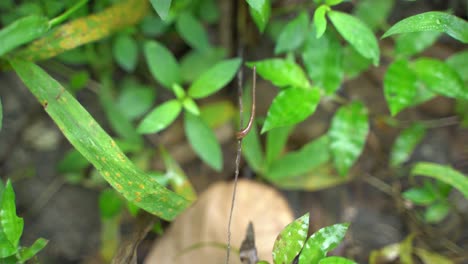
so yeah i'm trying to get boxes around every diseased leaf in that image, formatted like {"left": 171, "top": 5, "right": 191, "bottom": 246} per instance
{"left": 395, "top": 31, "right": 441, "bottom": 58}
{"left": 188, "top": 58, "right": 241, "bottom": 98}
{"left": 176, "top": 12, "right": 211, "bottom": 51}
{"left": 425, "top": 201, "right": 450, "bottom": 223}
{"left": 112, "top": 34, "right": 138, "bottom": 72}
{"left": 390, "top": 122, "right": 426, "bottom": 167}
{"left": 0, "top": 180, "right": 23, "bottom": 258}
{"left": 275, "top": 11, "right": 309, "bottom": 54}
{"left": 180, "top": 48, "right": 226, "bottom": 83}
{"left": 247, "top": 59, "right": 311, "bottom": 88}
{"left": 328, "top": 10, "right": 379, "bottom": 65}
{"left": 299, "top": 241, "right": 325, "bottom": 264}
{"left": 382, "top": 11, "right": 468, "bottom": 43}
{"left": 262, "top": 88, "right": 321, "bottom": 133}
{"left": 272, "top": 213, "right": 309, "bottom": 264}
{"left": 313, "top": 5, "right": 330, "bottom": 38}
{"left": 137, "top": 100, "right": 182, "bottom": 134}
{"left": 17, "top": 238, "right": 48, "bottom": 263}
{"left": 184, "top": 112, "right": 223, "bottom": 171}
{"left": 144, "top": 41, "right": 181, "bottom": 89}
{"left": 354, "top": 0, "right": 394, "bottom": 31}
{"left": 246, "top": 0, "right": 271, "bottom": 33}
{"left": 329, "top": 101, "right": 369, "bottom": 175}
{"left": 306, "top": 223, "right": 349, "bottom": 254}
{"left": 149, "top": 0, "right": 172, "bottom": 20}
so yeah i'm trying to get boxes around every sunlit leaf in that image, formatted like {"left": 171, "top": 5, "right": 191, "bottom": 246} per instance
{"left": 354, "top": 0, "right": 394, "bottom": 31}
{"left": 395, "top": 31, "right": 441, "bottom": 57}
{"left": 425, "top": 201, "right": 450, "bottom": 223}
{"left": 112, "top": 34, "right": 138, "bottom": 72}
{"left": 0, "top": 180, "right": 23, "bottom": 258}
{"left": 247, "top": 59, "right": 311, "bottom": 88}
{"left": 325, "top": 0, "right": 343, "bottom": 6}
{"left": 298, "top": 241, "right": 324, "bottom": 264}
{"left": 144, "top": 41, "right": 181, "bottom": 89}
{"left": 262, "top": 88, "right": 321, "bottom": 133}
{"left": 272, "top": 213, "right": 309, "bottom": 264}
{"left": 149, "top": 0, "right": 172, "bottom": 20}
{"left": 328, "top": 10, "right": 379, "bottom": 65}
{"left": 184, "top": 112, "right": 223, "bottom": 171}
{"left": 180, "top": 48, "right": 226, "bottom": 83}
{"left": 99, "top": 188, "right": 124, "bottom": 219}
{"left": 0, "top": 15, "right": 49, "bottom": 56}
{"left": 313, "top": 5, "right": 330, "bottom": 38}
{"left": 17, "top": 238, "right": 48, "bottom": 263}
{"left": 266, "top": 126, "right": 294, "bottom": 164}
{"left": 10, "top": 59, "right": 190, "bottom": 220}
{"left": 137, "top": 100, "right": 182, "bottom": 134}
{"left": 329, "top": 101, "right": 369, "bottom": 175}
{"left": 275, "top": 11, "right": 309, "bottom": 54}
{"left": 182, "top": 97, "right": 200, "bottom": 116}
{"left": 176, "top": 12, "right": 211, "bottom": 51}
{"left": 382, "top": 11, "right": 468, "bottom": 43}
{"left": 246, "top": 0, "right": 271, "bottom": 33}
{"left": 390, "top": 122, "right": 426, "bottom": 167}
{"left": 319, "top": 256, "right": 357, "bottom": 264}
{"left": 402, "top": 186, "right": 437, "bottom": 205}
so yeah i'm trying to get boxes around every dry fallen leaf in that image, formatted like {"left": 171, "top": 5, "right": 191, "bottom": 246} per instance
{"left": 145, "top": 179, "right": 294, "bottom": 264}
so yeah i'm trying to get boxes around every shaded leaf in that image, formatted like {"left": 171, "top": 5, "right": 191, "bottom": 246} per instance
{"left": 99, "top": 189, "right": 124, "bottom": 219}
{"left": 58, "top": 149, "right": 90, "bottom": 173}
{"left": 329, "top": 101, "right": 369, "bottom": 175}
{"left": 180, "top": 48, "right": 226, "bottom": 83}
{"left": 140, "top": 15, "right": 169, "bottom": 37}
{"left": 247, "top": 59, "right": 311, "bottom": 88}
{"left": 446, "top": 50, "right": 468, "bottom": 85}
{"left": 262, "top": 88, "right": 321, "bottom": 133}
{"left": 200, "top": 101, "right": 235, "bottom": 128}
{"left": 319, "top": 256, "right": 357, "bottom": 264}
{"left": 0, "top": 97, "right": 2, "bottom": 131}
{"left": 425, "top": 201, "right": 450, "bottom": 223}
{"left": 272, "top": 213, "right": 309, "bottom": 264}
{"left": 149, "top": 0, "right": 172, "bottom": 20}
{"left": 137, "top": 100, "right": 182, "bottom": 134}
{"left": 275, "top": 11, "right": 309, "bottom": 54}
{"left": 395, "top": 31, "right": 441, "bottom": 58}
{"left": 414, "top": 248, "right": 454, "bottom": 264}
{"left": 390, "top": 122, "right": 426, "bottom": 167}
{"left": 184, "top": 112, "right": 222, "bottom": 171}
{"left": 354, "top": 0, "right": 394, "bottom": 31}
{"left": 160, "top": 148, "right": 197, "bottom": 201}
{"left": 342, "top": 46, "right": 371, "bottom": 79}
{"left": 402, "top": 186, "right": 437, "bottom": 205}
{"left": 246, "top": 0, "right": 271, "bottom": 33}
{"left": 328, "top": 11, "right": 379, "bottom": 65}
{"left": 313, "top": 5, "right": 330, "bottom": 38}
{"left": 325, "top": 0, "right": 343, "bottom": 6}
{"left": 17, "top": 238, "right": 48, "bottom": 263}
{"left": 176, "top": 12, "right": 211, "bottom": 51}
{"left": 117, "top": 78, "right": 156, "bottom": 120}
{"left": 144, "top": 41, "right": 181, "bottom": 89}
{"left": 188, "top": 58, "right": 241, "bottom": 98}
{"left": 0, "top": 15, "right": 49, "bottom": 56}
{"left": 266, "top": 126, "right": 294, "bottom": 164}
{"left": 382, "top": 11, "right": 468, "bottom": 43}
{"left": 112, "top": 34, "right": 138, "bottom": 72}
{"left": 242, "top": 86, "right": 265, "bottom": 173}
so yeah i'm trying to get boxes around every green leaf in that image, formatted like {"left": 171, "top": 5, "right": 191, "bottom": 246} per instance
{"left": 137, "top": 100, "right": 182, "bottom": 134}
{"left": 200, "top": 101, "right": 235, "bottom": 128}
{"left": 411, "top": 162, "right": 468, "bottom": 199}
{"left": 402, "top": 186, "right": 437, "bottom": 206}
{"left": 180, "top": 48, "right": 226, "bottom": 83}
{"left": 354, "top": 0, "right": 394, "bottom": 31}
{"left": 17, "top": 238, "right": 48, "bottom": 263}
{"left": 390, "top": 122, "right": 426, "bottom": 167}
{"left": 99, "top": 189, "right": 124, "bottom": 219}
{"left": 247, "top": 59, "right": 311, "bottom": 88}
{"left": 246, "top": 0, "right": 271, "bottom": 33}
{"left": 307, "top": 223, "right": 349, "bottom": 253}
{"left": 188, "top": 58, "right": 241, "bottom": 98}
{"left": 319, "top": 256, "right": 357, "bottom": 264}
{"left": 117, "top": 78, "right": 156, "bottom": 120}
{"left": 160, "top": 147, "right": 197, "bottom": 201}
{"left": 382, "top": 12, "right": 468, "bottom": 43}
{"left": 69, "top": 70, "right": 89, "bottom": 92}
{"left": 58, "top": 149, "right": 90, "bottom": 173}
{"left": 412, "top": 58, "right": 467, "bottom": 100}
{"left": 325, "top": 0, "right": 343, "bottom": 6}
{"left": 140, "top": 15, "right": 169, "bottom": 37}
{"left": 9, "top": 59, "right": 190, "bottom": 220}
{"left": 395, "top": 31, "right": 441, "bottom": 58}
{"left": 384, "top": 59, "right": 435, "bottom": 116}
{"left": 342, "top": 46, "right": 371, "bottom": 79}
{"left": 144, "top": 41, "right": 181, "bottom": 89}
{"left": 149, "top": 0, "right": 172, "bottom": 21}
{"left": 197, "top": 0, "right": 219, "bottom": 24}
{"left": 0, "top": 181, "right": 23, "bottom": 257}
{"left": 112, "top": 34, "right": 138, "bottom": 72}
{"left": 266, "top": 136, "right": 330, "bottom": 180}
{"left": 176, "top": 12, "right": 211, "bottom": 51}
{"left": 184, "top": 112, "right": 223, "bottom": 171}
{"left": 299, "top": 241, "right": 325, "bottom": 264}
{"left": 266, "top": 126, "right": 294, "bottom": 164}
{"left": 446, "top": 50, "right": 468, "bottom": 85}
{"left": 425, "top": 201, "right": 450, "bottom": 223}
{"left": 262, "top": 88, "right": 321, "bottom": 133}
{"left": 272, "top": 213, "right": 309, "bottom": 264}
{"left": 0, "top": 15, "right": 50, "bottom": 56}
{"left": 328, "top": 11, "right": 380, "bottom": 65}
{"left": 313, "top": 5, "right": 330, "bottom": 39}
{"left": 182, "top": 97, "right": 200, "bottom": 115}
{"left": 329, "top": 101, "right": 369, "bottom": 176}
{"left": 302, "top": 30, "right": 343, "bottom": 95}
{"left": 275, "top": 11, "right": 309, "bottom": 54}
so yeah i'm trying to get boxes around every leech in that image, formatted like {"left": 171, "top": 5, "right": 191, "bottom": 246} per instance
{"left": 236, "top": 66, "right": 256, "bottom": 140}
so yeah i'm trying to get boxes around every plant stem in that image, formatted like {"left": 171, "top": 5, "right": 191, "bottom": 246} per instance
{"left": 49, "top": 0, "right": 90, "bottom": 28}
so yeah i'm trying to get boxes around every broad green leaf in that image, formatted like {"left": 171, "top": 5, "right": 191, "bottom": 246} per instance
{"left": 395, "top": 31, "right": 441, "bottom": 58}
{"left": 411, "top": 162, "right": 468, "bottom": 199}
{"left": 390, "top": 122, "right": 426, "bottom": 167}
{"left": 314, "top": 5, "right": 330, "bottom": 38}
{"left": 275, "top": 11, "right": 309, "bottom": 54}
{"left": 384, "top": 59, "right": 435, "bottom": 116}
{"left": 137, "top": 100, "right": 182, "bottom": 134}
{"left": 414, "top": 248, "right": 454, "bottom": 264}
{"left": 112, "top": 34, "right": 138, "bottom": 72}
{"left": 149, "top": 0, "right": 172, "bottom": 20}
{"left": 329, "top": 101, "right": 369, "bottom": 176}
{"left": 0, "top": 15, "right": 50, "bottom": 56}
{"left": 247, "top": 59, "right": 311, "bottom": 88}
{"left": 160, "top": 147, "right": 197, "bottom": 201}
{"left": 342, "top": 46, "right": 371, "bottom": 79}
{"left": 117, "top": 78, "right": 156, "bottom": 120}
{"left": 140, "top": 15, "right": 169, "bottom": 37}
{"left": 382, "top": 12, "right": 468, "bottom": 43}
{"left": 0, "top": 97, "right": 2, "bottom": 131}
{"left": 446, "top": 51, "right": 468, "bottom": 85}
{"left": 262, "top": 88, "right": 321, "bottom": 133}
{"left": 144, "top": 41, "right": 181, "bottom": 89}
{"left": 266, "top": 126, "right": 294, "bottom": 164}
{"left": 328, "top": 11, "right": 379, "bottom": 65}
{"left": 302, "top": 30, "right": 343, "bottom": 95}
{"left": 319, "top": 256, "right": 357, "bottom": 264}
{"left": 99, "top": 189, "right": 123, "bottom": 219}
{"left": 176, "top": 12, "right": 211, "bottom": 51}
{"left": 200, "top": 101, "right": 235, "bottom": 128}
{"left": 58, "top": 149, "right": 90, "bottom": 173}
{"left": 354, "top": 0, "right": 394, "bottom": 31}
{"left": 10, "top": 60, "right": 190, "bottom": 220}
{"left": 180, "top": 48, "right": 226, "bottom": 83}
{"left": 0, "top": 181, "right": 23, "bottom": 256}
{"left": 184, "top": 112, "right": 222, "bottom": 171}
{"left": 412, "top": 58, "right": 467, "bottom": 100}
{"left": 17, "top": 238, "right": 48, "bottom": 263}
{"left": 402, "top": 186, "right": 437, "bottom": 205}
{"left": 266, "top": 136, "right": 330, "bottom": 180}
{"left": 272, "top": 213, "right": 309, "bottom": 264}
{"left": 425, "top": 201, "right": 450, "bottom": 223}
{"left": 188, "top": 58, "right": 241, "bottom": 98}
{"left": 246, "top": 0, "right": 271, "bottom": 33}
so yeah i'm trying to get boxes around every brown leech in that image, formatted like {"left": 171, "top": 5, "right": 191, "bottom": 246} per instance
{"left": 236, "top": 66, "right": 256, "bottom": 140}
